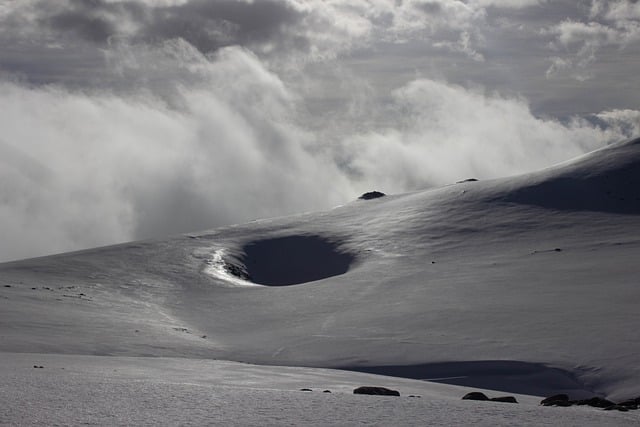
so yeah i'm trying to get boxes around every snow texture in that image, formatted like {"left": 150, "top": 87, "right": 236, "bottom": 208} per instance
{"left": 1, "top": 137, "right": 640, "bottom": 425}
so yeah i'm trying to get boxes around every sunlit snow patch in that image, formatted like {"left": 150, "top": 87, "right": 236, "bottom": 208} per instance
{"left": 204, "top": 248, "right": 261, "bottom": 287}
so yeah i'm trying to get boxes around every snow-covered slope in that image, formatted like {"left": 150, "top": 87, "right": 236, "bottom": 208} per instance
{"left": 3, "top": 352, "right": 638, "bottom": 426}
{"left": 2, "top": 137, "right": 640, "bottom": 405}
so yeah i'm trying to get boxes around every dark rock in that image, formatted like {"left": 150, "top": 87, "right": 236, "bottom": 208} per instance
{"left": 457, "top": 178, "right": 478, "bottom": 183}
{"left": 322, "top": 390, "right": 331, "bottom": 393}
{"left": 353, "top": 386, "right": 400, "bottom": 396}
{"left": 462, "top": 392, "right": 490, "bottom": 401}
{"left": 358, "top": 191, "right": 386, "bottom": 200}
{"left": 224, "top": 262, "right": 252, "bottom": 281}
{"left": 3, "top": 285, "right": 11, "bottom": 287}
{"left": 540, "top": 394, "right": 570, "bottom": 406}
{"left": 300, "top": 388, "right": 312, "bottom": 392}
{"left": 491, "top": 396, "right": 518, "bottom": 403}
{"left": 604, "top": 405, "right": 629, "bottom": 412}
{"left": 408, "top": 395, "right": 421, "bottom": 398}
{"left": 575, "top": 397, "right": 615, "bottom": 408}
{"left": 617, "top": 400, "right": 638, "bottom": 409}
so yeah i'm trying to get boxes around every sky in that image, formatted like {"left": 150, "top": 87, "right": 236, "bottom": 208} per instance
{"left": 0, "top": 0, "right": 639, "bottom": 262}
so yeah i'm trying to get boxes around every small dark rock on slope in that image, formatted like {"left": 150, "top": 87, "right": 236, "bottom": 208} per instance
{"left": 353, "top": 386, "right": 400, "bottom": 396}
{"left": 358, "top": 191, "right": 386, "bottom": 200}
{"left": 540, "top": 394, "right": 640, "bottom": 411}
{"left": 462, "top": 392, "right": 490, "bottom": 401}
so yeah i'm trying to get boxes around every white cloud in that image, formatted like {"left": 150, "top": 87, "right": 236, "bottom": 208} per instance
{"left": 546, "top": 1, "right": 640, "bottom": 79}
{"left": 553, "top": 20, "right": 619, "bottom": 47}
{"left": 341, "top": 79, "right": 636, "bottom": 192}
{"left": 0, "top": 1, "right": 638, "bottom": 262}
{"left": 595, "top": 109, "right": 640, "bottom": 137}
{"left": 0, "top": 45, "right": 353, "bottom": 261}
{"left": 592, "top": 0, "right": 640, "bottom": 21}
{"left": 1, "top": 54, "right": 636, "bottom": 261}
{"left": 433, "top": 31, "right": 485, "bottom": 62}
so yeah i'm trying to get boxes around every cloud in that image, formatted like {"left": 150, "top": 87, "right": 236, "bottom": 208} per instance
{"left": 0, "top": 0, "right": 496, "bottom": 71}
{"left": 0, "top": 1, "right": 638, "bottom": 262}
{"left": 1, "top": 46, "right": 636, "bottom": 261}
{"left": 473, "top": 0, "right": 545, "bottom": 7}
{"left": 0, "top": 0, "right": 305, "bottom": 57}
{"left": 0, "top": 45, "right": 353, "bottom": 261}
{"left": 594, "top": 109, "right": 640, "bottom": 137}
{"left": 545, "top": 1, "right": 640, "bottom": 79}
{"left": 340, "top": 79, "right": 633, "bottom": 192}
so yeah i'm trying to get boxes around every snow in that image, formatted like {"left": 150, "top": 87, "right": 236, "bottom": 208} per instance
{"left": 1, "top": 353, "right": 637, "bottom": 426}
{"left": 1, "top": 137, "right": 640, "bottom": 424}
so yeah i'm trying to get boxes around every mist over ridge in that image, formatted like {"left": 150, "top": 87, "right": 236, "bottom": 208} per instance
{"left": 1, "top": 0, "right": 639, "bottom": 262}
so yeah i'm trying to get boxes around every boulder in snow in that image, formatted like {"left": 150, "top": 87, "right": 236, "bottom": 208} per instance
{"left": 491, "top": 396, "right": 518, "bottom": 403}
{"left": 358, "top": 191, "right": 386, "bottom": 200}
{"left": 462, "top": 392, "right": 490, "bottom": 401}
{"left": 353, "top": 386, "right": 400, "bottom": 396}
{"left": 540, "top": 394, "right": 569, "bottom": 406}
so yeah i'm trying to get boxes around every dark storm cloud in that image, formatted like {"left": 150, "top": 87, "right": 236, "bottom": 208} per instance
{"left": 143, "top": 0, "right": 304, "bottom": 53}
{"left": 0, "top": 0, "right": 308, "bottom": 86}
{"left": 415, "top": 1, "right": 443, "bottom": 15}
{"left": 49, "top": 13, "right": 114, "bottom": 44}
{"left": 43, "top": 0, "right": 146, "bottom": 44}
{"left": 37, "top": 0, "right": 304, "bottom": 54}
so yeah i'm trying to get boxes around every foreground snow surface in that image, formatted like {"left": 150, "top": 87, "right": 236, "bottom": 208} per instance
{"left": 1, "top": 138, "right": 640, "bottom": 424}
{"left": 1, "top": 353, "right": 637, "bottom": 426}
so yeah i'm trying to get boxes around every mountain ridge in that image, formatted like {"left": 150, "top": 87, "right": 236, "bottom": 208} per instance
{"left": 2, "top": 137, "right": 640, "bottom": 400}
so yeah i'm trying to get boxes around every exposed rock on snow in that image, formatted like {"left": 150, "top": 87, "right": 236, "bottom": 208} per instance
{"left": 224, "top": 262, "right": 252, "bottom": 281}
{"left": 618, "top": 398, "right": 640, "bottom": 409}
{"left": 353, "top": 386, "right": 400, "bottom": 396}
{"left": 462, "top": 392, "right": 517, "bottom": 403}
{"left": 603, "top": 405, "right": 629, "bottom": 412}
{"left": 491, "top": 396, "right": 518, "bottom": 403}
{"left": 358, "top": 191, "right": 386, "bottom": 200}
{"left": 575, "top": 397, "right": 616, "bottom": 408}
{"left": 540, "top": 394, "right": 570, "bottom": 406}
{"left": 462, "top": 392, "right": 490, "bottom": 401}
{"left": 540, "top": 393, "right": 640, "bottom": 411}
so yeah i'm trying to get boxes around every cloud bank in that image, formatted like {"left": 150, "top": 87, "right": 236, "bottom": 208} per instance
{"left": 0, "top": 0, "right": 638, "bottom": 262}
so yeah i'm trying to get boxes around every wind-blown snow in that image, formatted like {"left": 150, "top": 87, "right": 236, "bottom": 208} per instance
{"left": 1, "top": 137, "right": 640, "bottom": 424}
